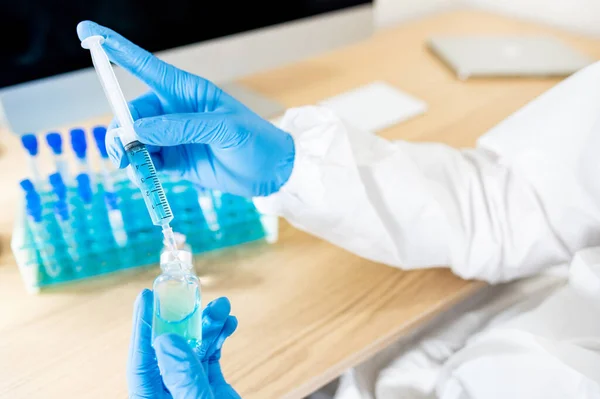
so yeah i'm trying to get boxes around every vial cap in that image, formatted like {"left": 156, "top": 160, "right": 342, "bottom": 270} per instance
{"left": 92, "top": 126, "right": 108, "bottom": 158}
{"left": 70, "top": 128, "right": 87, "bottom": 159}
{"left": 45, "top": 132, "right": 63, "bottom": 155}
{"left": 21, "top": 134, "right": 38, "bottom": 156}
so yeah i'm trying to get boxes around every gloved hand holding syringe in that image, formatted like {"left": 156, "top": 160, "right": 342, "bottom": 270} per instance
{"left": 81, "top": 36, "right": 178, "bottom": 252}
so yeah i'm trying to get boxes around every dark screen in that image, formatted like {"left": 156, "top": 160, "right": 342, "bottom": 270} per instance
{"left": 0, "top": 0, "right": 370, "bottom": 88}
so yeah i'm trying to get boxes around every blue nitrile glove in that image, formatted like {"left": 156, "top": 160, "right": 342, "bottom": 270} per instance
{"left": 128, "top": 289, "right": 241, "bottom": 399}
{"left": 77, "top": 21, "right": 295, "bottom": 198}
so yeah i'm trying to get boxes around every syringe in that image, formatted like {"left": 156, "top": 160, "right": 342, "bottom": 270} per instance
{"left": 81, "top": 35, "right": 178, "bottom": 251}
{"left": 92, "top": 126, "right": 115, "bottom": 181}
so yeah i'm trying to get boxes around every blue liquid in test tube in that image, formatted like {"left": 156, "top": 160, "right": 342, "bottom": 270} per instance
{"left": 49, "top": 173, "right": 80, "bottom": 267}
{"left": 20, "top": 179, "right": 62, "bottom": 278}
{"left": 76, "top": 173, "right": 95, "bottom": 220}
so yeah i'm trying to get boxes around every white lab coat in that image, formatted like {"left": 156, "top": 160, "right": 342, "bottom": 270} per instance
{"left": 255, "top": 61, "right": 600, "bottom": 399}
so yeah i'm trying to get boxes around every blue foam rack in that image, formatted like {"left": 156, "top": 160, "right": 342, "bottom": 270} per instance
{"left": 11, "top": 170, "right": 278, "bottom": 293}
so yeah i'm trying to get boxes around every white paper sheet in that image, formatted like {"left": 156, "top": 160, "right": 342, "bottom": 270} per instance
{"left": 318, "top": 81, "right": 428, "bottom": 133}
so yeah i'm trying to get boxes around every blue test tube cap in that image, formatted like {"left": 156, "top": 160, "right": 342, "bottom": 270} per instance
{"left": 70, "top": 128, "right": 87, "bottom": 159}
{"left": 45, "top": 132, "right": 63, "bottom": 155}
{"left": 19, "top": 178, "right": 35, "bottom": 193}
{"left": 48, "top": 172, "right": 64, "bottom": 188}
{"left": 26, "top": 196, "right": 41, "bottom": 211}
{"left": 26, "top": 201, "right": 43, "bottom": 223}
{"left": 25, "top": 189, "right": 41, "bottom": 202}
{"left": 54, "top": 186, "right": 67, "bottom": 201}
{"left": 104, "top": 191, "right": 119, "bottom": 210}
{"left": 25, "top": 193, "right": 42, "bottom": 214}
{"left": 76, "top": 173, "right": 93, "bottom": 203}
{"left": 22, "top": 182, "right": 42, "bottom": 223}
{"left": 92, "top": 126, "right": 108, "bottom": 158}
{"left": 22, "top": 182, "right": 41, "bottom": 204}
{"left": 49, "top": 173, "right": 67, "bottom": 200}
{"left": 54, "top": 201, "right": 70, "bottom": 221}
{"left": 21, "top": 134, "right": 38, "bottom": 156}
{"left": 20, "top": 180, "right": 38, "bottom": 206}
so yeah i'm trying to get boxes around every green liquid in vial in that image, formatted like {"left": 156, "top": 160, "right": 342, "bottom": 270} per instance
{"left": 152, "top": 275, "right": 202, "bottom": 349}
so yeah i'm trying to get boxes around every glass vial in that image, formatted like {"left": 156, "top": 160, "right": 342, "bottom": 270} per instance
{"left": 152, "top": 234, "right": 202, "bottom": 349}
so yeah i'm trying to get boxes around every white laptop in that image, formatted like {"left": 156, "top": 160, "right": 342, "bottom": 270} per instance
{"left": 428, "top": 36, "right": 595, "bottom": 80}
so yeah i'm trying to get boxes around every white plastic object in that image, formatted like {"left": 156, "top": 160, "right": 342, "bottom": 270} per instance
{"left": 81, "top": 36, "right": 138, "bottom": 146}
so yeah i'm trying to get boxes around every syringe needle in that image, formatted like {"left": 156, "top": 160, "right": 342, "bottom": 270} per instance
{"left": 162, "top": 225, "right": 178, "bottom": 252}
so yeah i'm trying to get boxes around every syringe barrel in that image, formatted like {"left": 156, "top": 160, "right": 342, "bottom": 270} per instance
{"left": 124, "top": 140, "right": 173, "bottom": 227}
{"left": 81, "top": 36, "right": 138, "bottom": 146}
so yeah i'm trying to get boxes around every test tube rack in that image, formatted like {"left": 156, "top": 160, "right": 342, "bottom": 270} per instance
{"left": 12, "top": 171, "right": 278, "bottom": 293}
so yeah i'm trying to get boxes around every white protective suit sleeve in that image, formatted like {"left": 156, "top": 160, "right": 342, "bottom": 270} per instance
{"left": 435, "top": 247, "right": 600, "bottom": 399}
{"left": 255, "top": 61, "right": 600, "bottom": 284}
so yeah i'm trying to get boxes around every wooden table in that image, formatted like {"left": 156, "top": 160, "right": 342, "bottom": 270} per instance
{"left": 1, "top": 10, "right": 599, "bottom": 399}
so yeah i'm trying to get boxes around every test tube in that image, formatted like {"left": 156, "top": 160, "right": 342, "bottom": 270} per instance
{"left": 20, "top": 179, "right": 61, "bottom": 278}
{"left": 70, "top": 128, "right": 95, "bottom": 188}
{"left": 49, "top": 173, "right": 80, "bottom": 265}
{"left": 77, "top": 173, "right": 122, "bottom": 244}
{"left": 92, "top": 126, "right": 113, "bottom": 192}
{"left": 49, "top": 173, "right": 69, "bottom": 205}
{"left": 76, "top": 173, "right": 94, "bottom": 218}
{"left": 91, "top": 127, "right": 128, "bottom": 247}
{"left": 197, "top": 188, "right": 221, "bottom": 235}
{"left": 92, "top": 126, "right": 114, "bottom": 178}
{"left": 46, "top": 132, "right": 70, "bottom": 184}
{"left": 105, "top": 193, "right": 128, "bottom": 247}
{"left": 20, "top": 134, "right": 43, "bottom": 188}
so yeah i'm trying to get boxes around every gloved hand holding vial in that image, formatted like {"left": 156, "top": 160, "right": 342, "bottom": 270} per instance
{"left": 128, "top": 290, "right": 240, "bottom": 399}
{"left": 153, "top": 235, "right": 202, "bottom": 350}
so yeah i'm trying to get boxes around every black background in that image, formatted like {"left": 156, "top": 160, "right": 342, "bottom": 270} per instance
{"left": 0, "top": 0, "right": 370, "bottom": 88}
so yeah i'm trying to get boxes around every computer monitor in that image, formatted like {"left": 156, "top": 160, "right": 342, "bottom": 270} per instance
{"left": 0, "top": 0, "right": 373, "bottom": 134}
